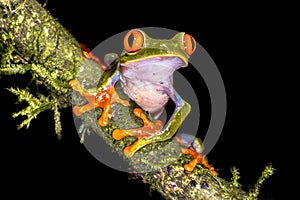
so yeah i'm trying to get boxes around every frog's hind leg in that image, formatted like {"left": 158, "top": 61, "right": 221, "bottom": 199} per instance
{"left": 175, "top": 136, "right": 218, "bottom": 176}
{"left": 112, "top": 108, "right": 163, "bottom": 158}
{"left": 113, "top": 90, "right": 190, "bottom": 158}
{"left": 181, "top": 147, "right": 218, "bottom": 176}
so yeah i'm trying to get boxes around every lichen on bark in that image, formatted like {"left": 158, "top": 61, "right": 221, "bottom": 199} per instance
{"left": 0, "top": 0, "right": 274, "bottom": 199}
{"left": 0, "top": 0, "right": 81, "bottom": 137}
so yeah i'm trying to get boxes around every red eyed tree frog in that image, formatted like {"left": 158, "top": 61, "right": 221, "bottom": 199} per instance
{"left": 175, "top": 133, "right": 218, "bottom": 176}
{"left": 69, "top": 29, "right": 217, "bottom": 175}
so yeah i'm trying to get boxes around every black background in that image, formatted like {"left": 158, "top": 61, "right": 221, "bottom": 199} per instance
{"left": 1, "top": 1, "right": 295, "bottom": 199}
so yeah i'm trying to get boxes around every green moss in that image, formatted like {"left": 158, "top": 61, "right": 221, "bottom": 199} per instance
{"left": 231, "top": 166, "right": 242, "bottom": 189}
{"left": 0, "top": 0, "right": 82, "bottom": 136}
{"left": 247, "top": 164, "right": 275, "bottom": 200}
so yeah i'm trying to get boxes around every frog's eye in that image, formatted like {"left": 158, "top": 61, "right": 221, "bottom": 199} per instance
{"left": 124, "top": 30, "right": 144, "bottom": 52}
{"left": 184, "top": 34, "right": 196, "bottom": 56}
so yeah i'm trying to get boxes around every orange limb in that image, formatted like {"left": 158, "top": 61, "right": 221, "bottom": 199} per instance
{"left": 80, "top": 43, "right": 108, "bottom": 71}
{"left": 112, "top": 108, "right": 163, "bottom": 158}
{"left": 180, "top": 146, "right": 218, "bottom": 176}
{"left": 69, "top": 79, "right": 129, "bottom": 127}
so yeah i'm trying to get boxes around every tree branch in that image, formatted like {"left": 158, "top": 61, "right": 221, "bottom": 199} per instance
{"left": 0, "top": 0, "right": 274, "bottom": 199}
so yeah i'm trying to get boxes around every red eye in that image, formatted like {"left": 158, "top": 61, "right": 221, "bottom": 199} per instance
{"left": 184, "top": 34, "right": 196, "bottom": 55}
{"left": 123, "top": 29, "right": 144, "bottom": 52}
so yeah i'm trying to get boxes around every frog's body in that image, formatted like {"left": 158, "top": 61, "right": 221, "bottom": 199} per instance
{"left": 69, "top": 29, "right": 218, "bottom": 175}
{"left": 120, "top": 56, "right": 183, "bottom": 118}
{"left": 118, "top": 29, "right": 192, "bottom": 119}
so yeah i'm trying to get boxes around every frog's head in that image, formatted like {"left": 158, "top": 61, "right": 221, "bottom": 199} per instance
{"left": 119, "top": 29, "right": 196, "bottom": 69}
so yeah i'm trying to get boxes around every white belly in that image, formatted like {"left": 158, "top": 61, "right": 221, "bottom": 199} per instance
{"left": 121, "top": 79, "right": 169, "bottom": 114}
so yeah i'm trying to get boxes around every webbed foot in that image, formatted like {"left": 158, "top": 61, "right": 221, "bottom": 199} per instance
{"left": 69, "top": 80, "right": 129, "bottom": 127}
{"left": 112, "top": 108, "right": 163, "bottom": 157}
{"left": 175, "top": 136, "right": 218, "bottom": 176}
{"left": 181, "top": 148, "right": 218, "bottom": 176}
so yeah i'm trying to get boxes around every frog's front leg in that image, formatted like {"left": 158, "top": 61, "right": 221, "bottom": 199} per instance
{"left": 69, "top": 71, "right": 129, "bottom": 127}
{"left": 113, "top": 90, "right": 191, "bottom": 158}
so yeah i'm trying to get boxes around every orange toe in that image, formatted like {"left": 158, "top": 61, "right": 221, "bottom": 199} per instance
{"left": 124, "top": 146, "right": 134, "bottom": 158}
{"left": 112, "top": 129, "right": 128, "bottom": 140}
{"left": 184, "top": 159, "right": 198, "bottom": 172}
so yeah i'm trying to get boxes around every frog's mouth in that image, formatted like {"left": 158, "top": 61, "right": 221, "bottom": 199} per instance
{"left": 120, "top": 55, "right": 188, "bottom": 69}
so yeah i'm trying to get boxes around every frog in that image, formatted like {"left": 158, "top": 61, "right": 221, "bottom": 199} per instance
{"left": 175, "top": 133, "right": 218, "bottom": 176}
{"left": 69, "top": 29, "right": 217, "bottom": 175}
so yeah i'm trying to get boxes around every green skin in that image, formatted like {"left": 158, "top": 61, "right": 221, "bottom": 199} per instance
{"left": 77, "top": 29, "right": 194, "bottom": 157}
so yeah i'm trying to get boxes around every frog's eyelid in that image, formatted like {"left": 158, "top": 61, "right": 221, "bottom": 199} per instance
{"left": 123, "top": 29, "right": 145, "bottom": 52}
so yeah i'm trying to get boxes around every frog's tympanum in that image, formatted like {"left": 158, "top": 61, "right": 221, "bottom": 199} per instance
{"left": 69, "top": 29, "right": 218, "bottom": 175}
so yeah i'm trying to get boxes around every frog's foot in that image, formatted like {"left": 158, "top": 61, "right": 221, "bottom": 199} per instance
{"left": 112, "top": 108, "right": 163, "bottom": 158}
{"left": 181, "top": 147, "right": 218, "bottom": 176}
{"left": 69, "top": 80, "right": 129, "bottom": 127}
{"left": 80, "top": 43, "right": 108, "bottom": 71}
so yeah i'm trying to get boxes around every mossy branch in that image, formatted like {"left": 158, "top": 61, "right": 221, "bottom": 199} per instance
{"left": 0, "top": 0, "right": 274, "bottom": 199}
{"left": 230, "top": 166, "right": 242, "bottom": 189}
{"left": 1, "top": 0, "right": 80, "bottom": 137}
{"left": 247, "top": 164, "right": 275, "bottom": 199}
{"left": 7, "top": 87, "right": 51, "bottom": 128}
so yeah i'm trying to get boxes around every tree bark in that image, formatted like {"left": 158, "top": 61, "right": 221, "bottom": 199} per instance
{"left": 0, "top": 0, "right": 273, "bottom": 199}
